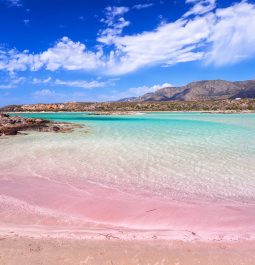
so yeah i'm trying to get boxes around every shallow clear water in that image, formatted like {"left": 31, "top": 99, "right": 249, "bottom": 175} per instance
{"left": 2, "top": 112, "right": 255, "bottom": 203}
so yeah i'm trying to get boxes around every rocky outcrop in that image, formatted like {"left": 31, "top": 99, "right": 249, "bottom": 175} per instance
{"left": 0, "top": 114, "right": 82, "bottom": 136}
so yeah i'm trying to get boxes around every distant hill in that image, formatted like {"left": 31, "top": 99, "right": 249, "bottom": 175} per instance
{"left": 119, "top": 80, "right": 255, "bottom": 102}
{"left": 1, "top": 79, "right": 255, "bottom": 113}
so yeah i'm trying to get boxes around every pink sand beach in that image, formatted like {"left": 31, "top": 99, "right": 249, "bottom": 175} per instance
{"left": 1, "top": 112, "right": 255, "bottom": 264}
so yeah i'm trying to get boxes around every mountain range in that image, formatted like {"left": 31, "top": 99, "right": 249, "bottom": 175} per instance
{"left": 119, "top": 80, "right": 255, "bottom": 102}
{"left": 1, "top": 79, "right": 255, "bottom": 113}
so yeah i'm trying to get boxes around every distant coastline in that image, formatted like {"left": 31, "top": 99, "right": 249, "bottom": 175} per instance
{"left": 1, "top": 99, "right": 255, "bottom": 113}
{"left": 4, "top": 110, "right": 255, "bottom": 115}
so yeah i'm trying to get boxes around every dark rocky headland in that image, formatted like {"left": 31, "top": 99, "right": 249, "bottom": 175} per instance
{"left": 0, "top": 113, "right": 82, "bottom": 136}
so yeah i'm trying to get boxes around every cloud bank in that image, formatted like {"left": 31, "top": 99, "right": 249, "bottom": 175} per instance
{"left": 1, "top": 1, "right": 255, "bottom": 76}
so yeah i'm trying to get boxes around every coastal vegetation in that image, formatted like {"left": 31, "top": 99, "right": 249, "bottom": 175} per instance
{"left": 1, "top": 99, "right": 255, "bottom": 113}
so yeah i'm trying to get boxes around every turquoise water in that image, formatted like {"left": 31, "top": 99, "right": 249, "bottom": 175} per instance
{"left": 3, "top": 112, "right": 255, "bottom": 202}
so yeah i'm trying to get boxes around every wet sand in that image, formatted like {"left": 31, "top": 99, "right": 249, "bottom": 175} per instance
{"left": 1, "top": 176, "right": 255, "bottom": 242}
{"left": 0, "top": 235, "right": 255, "bottom": 265}
{"left": 1, "top": 176, "right": 255, "bottom": 264}
{"left": 1, "top": 177, "right": 255, "bottom": 264}
{"left": 1, "top": 174, "right": 255, "bottom": 264}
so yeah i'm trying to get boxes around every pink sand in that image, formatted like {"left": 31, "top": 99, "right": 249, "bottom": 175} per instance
{"left": 1, "top": 175, "right": 255, "bottom": 241}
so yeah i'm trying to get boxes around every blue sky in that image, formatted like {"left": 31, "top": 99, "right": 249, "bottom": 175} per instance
{"left": 0, "top": 0, "right": 255, "bottom": 105}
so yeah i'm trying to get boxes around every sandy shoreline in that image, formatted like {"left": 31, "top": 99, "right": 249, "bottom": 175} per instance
{"left": 0, "top": 235, "right": 255, "bottom": 265}
{"left": 4, "top": 110, "right": 255, "bottom": 114}
{"left": 1, "top": 176, "right": 255, "bottom": 242}
{"left": 1, "top": 224, "right": 255, "bottom": 242}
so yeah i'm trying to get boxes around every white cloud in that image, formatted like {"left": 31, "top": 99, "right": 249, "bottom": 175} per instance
{"left": 39, "top": 37, "right": 104, "bottom": 71}
{"left": 33, "top": 89, "right": 56, "bottom": 97}
{"left": 98, "top": 6, "right": 130, "bottom": 45}
{"left": 10, "top": 76, "right": 25, "bottom": 84}
{"left": 98, "top": 0, "right": 214, "bottom": 74}
{"left": 100, "top": 6, "right": 130, "bottom": 29}
{"left": 128, "top": 83, "right": 173, "bottom": 96}
{"left": 0, "top": 48, "right": 37, "bottom": 72}
{"left": 104, "top": 15, "right": 213, "bottom": 74}
{"left": 133, "top": 3, "right": 154, "bottom": 10}
{"left": 1, "top": 1, "right": 255, "bottom": 76}
{"left": 0, "top": 84, "right": 14, "bottom": 89}
{"left": 0, "top": 37, "right": 104, "bottom": 73}
{"left": 32, "top": 77, "right": 52, "bottom": 84}
{"left": 54, "top": 79, "right": 107, "bottom": 89}
{"left": 105, "top": 6, "right": 129, "bottom": 18}
{"left": 104, "top": 0, "right": 255, "bottom": 73}
{"left": 98, "top": 18, "right": 130, "bottom": 45}
{"left": 2, "top": 0, "right": 22, "bottom": 7}
{"left": 205, "top": 1, "right": 255, "bottom": 65}
{"left": 0, "top": 76, "right": 25, "bottom": 89}
{"left": 97, "top": 82, "right": 173, "bottom": 101}
{"left": 31, "top": 76, "right": 115, "bottom": 89}
{"left": 184, "top": 0, "right": 216, "bottom": 17}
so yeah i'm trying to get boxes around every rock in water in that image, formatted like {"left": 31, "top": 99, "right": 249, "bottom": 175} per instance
{"left": 0, "top": 113, "right": 83, "bottom": 136}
